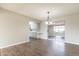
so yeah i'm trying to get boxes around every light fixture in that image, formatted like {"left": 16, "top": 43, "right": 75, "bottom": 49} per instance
{"left": 45, "top": 11, "right": 53, "bottom": 25}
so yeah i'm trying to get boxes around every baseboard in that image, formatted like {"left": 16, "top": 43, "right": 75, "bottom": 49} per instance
{"left": 0, "top": 41, "right": 29, "bottom": 49}
{"left": 65, "top": 41, "right": 79, "bottom": 45}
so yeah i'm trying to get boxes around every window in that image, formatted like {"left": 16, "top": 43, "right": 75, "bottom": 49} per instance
{"left": 53, "top": 25, "right": 65, "bottom": 32}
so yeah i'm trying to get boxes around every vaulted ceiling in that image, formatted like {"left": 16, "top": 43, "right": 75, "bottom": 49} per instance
{"left": 0, "top": 3, "right": 79, "bottom": 21}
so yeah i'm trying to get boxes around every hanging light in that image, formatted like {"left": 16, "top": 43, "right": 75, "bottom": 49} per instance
{"left": 45, "top": 11, "right": 52, "bottom": 25}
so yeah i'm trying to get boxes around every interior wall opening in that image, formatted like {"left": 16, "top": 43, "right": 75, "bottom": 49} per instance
{"left": 48, "top": 21, "right": 65, "bottom": 42}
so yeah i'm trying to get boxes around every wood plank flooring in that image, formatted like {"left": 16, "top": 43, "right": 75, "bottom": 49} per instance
{"left": 1, "top": 39, "right": 79, "bottom": 56}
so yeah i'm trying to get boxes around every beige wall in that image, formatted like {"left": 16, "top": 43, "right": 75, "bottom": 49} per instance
{"left": 0, "top": 8, "right": 40, "bottom": 48}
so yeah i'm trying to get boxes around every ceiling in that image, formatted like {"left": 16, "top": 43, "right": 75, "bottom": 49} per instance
{"left": 0, "top": 3, "right": 79, "bottom": 21}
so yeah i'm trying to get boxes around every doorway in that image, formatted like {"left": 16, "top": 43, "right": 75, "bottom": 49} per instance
{"left": 48, "top": 21, "right": 65, "bottom": 42}
{"left": 53, "top": 25, "right": 65, "bottom": 40}
{"left": 29, "top": 21, "right": 40, "bottom": 41}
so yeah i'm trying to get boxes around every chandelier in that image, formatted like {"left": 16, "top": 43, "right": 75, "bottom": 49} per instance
{"left": 45, "top": 11, "right": 54, "bottom": 25}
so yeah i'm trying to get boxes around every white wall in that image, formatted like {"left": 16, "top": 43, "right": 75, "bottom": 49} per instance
{"left": 0, "top": 8, "right": 39, "bottom": 48}
{"left": 65, "top": 14, "right": 79, "bottom": 44}
{"left": 40, "top": 21, "right": 48, "bottom": 39}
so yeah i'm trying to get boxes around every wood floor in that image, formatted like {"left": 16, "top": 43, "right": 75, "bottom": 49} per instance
{"left": 1, "top": 39, "right": 79, "bottom": 56}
